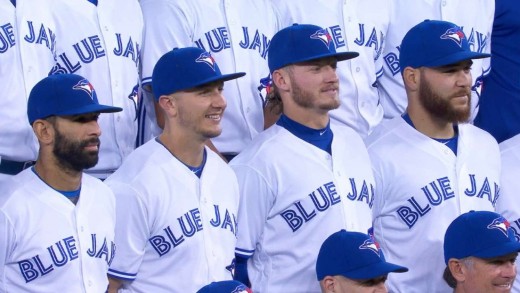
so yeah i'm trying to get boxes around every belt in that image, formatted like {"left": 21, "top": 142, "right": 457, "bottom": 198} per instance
{"left": 0, "top": 158, "right": 35, "bottom": 175}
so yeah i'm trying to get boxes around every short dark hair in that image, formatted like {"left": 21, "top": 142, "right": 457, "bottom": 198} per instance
{"left": 443, "top": 266, "right": 457, "bottom": 289}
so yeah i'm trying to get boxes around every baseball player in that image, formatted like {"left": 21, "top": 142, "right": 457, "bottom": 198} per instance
{"left": 366, "top": 20, "right": 500, "bottom": 293}
{"left": 316, "top": 230, "right": 408, "bottom": 293}
{"left": 137, "top": 0, "right": 276, "bottom": 160}
{"left": 270, "top": 0, "right": 390, "bottom": 137}
{"left": 231, "top": 24, "right": 375, "bottom": 292}
{"left": 0, "top": 73, "right": 120, "bottom": 292}
{"left": 0, "top": 0, "right": 38, "bottom": 186}
{"left": 496, "top": 133, "right": 520, "bottom": 292}
{"left": 443, "top": 210, "right": 520, "bottom": 292}
{"left": 17, "top": 0, "right": 143, "bottom": 179}
{"left": 474, "top": 0, "right": 520, "bottom": 143}
{"left": 105, "top": 47, "right": 244, "bottom": 293}
{"left": 378, "top": 0, "right": 494, "bottom": 120}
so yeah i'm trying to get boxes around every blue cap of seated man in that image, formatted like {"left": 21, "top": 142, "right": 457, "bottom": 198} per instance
{"left": 268, "top": 23, "right": 359, "bottom": 73}
{"left": 27, "top": 73, "right": 122, "bottom": 124}
{"left": 444, "top": 210, "right": 520, "bottom": 264}
{"left": 316, "top": 230, "right": 408, "bottom": 281}
{"left": 399, "top": 19, "right": 491, "bottom": 72}
{"left": 196, "top": 280, "right": 252, "bottom": 293}
{"left": 152, "top": 47, "right": 246, "bottom": 100}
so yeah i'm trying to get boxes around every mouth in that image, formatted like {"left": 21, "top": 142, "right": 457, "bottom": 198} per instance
{"left": 205, "top": 113, "right": 222, "bottom": 121}
{"left": 83, "top": 138, "right": 100, "bottom": 152}
{"left": 493, "top": 282, "right": 512, "bottom": 291}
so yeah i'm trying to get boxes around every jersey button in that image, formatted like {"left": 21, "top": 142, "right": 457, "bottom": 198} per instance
{"left": 80, "top": 226, "right": 84, "bottom": 232}
{"left": 356, "top": 67, "right": 360, "bottom": 72}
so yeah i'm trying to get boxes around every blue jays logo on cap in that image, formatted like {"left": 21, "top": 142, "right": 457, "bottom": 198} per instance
{"left": 310, "top": 29, "right": 332, "bottom": 48}
{"left": 440, "top": 27, "right": 465, "bottom": 47}
{"left": 73, "top": 79, "right": 95, "bottom": 100}
{"left": 257, "top": 74, "right": 272, "bottom": 107}
{"left": 359, "top": 238, "right": 380, "bottom": 256}
{"left": 196, "top": 52, "right": 217, "bottom": 71}
{"left": 231, "top": 285, "right": 252, "bottom": 293}
{"left": 488, "top": 216, "right": 511, "bottom": 237}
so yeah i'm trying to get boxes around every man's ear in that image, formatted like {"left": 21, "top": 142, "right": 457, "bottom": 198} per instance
{"left": 448, "top": 258, "right": 467, "bottom": 283}
{"left": 272, "top": 68, "right": 290, "bottom": 92}
{"left": 320, "top": 276, "right": 336, "bottom": 293}
{"left": 158, "top": 94, "right": 177, "bottom": 117}
{"left": 32, "top": 119, "right": 55, "bottom": 146}
{"left": 402, "top": 67, "right": 420, "bottom": 92}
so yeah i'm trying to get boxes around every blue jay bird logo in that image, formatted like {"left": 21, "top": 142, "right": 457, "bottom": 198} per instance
{"left": 310, "top": 29, "right": 332, "bottom": 48}
{"left": 73, "top": 79, "right": 95, "bottom": 100}
{"left": 488, "top": 216, "right": 511, "bottom": 237}
{"left": 257, "top": 74, "right": 272, "bottom": 107}
{"left": 196, "top": 52, "right": 217, "bottom": 71}
{"left": 359, "top": 238, "right": 380, "bottom": 256}
{"left": 231, "top": 285, "right": 252, "bottom": 293}
{"left": 440, "top": 27, "right": 465, "bottom": 47}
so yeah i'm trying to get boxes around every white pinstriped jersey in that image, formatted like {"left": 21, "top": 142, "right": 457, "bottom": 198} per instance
{"left": 138, "top": 0, "right": 276, "bottom": 151}
{"left": 378, "top": 0, "right": 494, "bottom": 120}
{"left": 231, "top": 124, "right": 374, "bottom": 293}
{"left": 272, "top": 0, "right": 389, "bottom": 138}
{"left": 0, "top": 0, "right": 37, "bottom": 186}
{"left": 0, "top": 169, "right": 116, "bottom": 292}
{"left": 105, "top": 141, "right": 239, "bottom": 293}
{"left": 16, "top": 0, "right": 143, "bottom": 177}
{"left": 496, "top": 134, "right": 520, "bottom": 292}
{"left": 366, "top": 118, "right": 499, "bottom": 293}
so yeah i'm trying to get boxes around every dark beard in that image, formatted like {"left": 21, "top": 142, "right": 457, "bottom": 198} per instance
{"left": 53, "top": 129, "right": 100, "bottom": 172}
{"left": 419, "top": 78, "right": 471, "bottom": 123}
{"left": 290, "top": 79, "right": 340, "bottom": 111}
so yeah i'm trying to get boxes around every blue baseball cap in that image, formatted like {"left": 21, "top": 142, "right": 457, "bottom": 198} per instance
{"left": 152, "top": 47, "right": 246, "bottom": 100}
{"left": 27, "top": 74, "right": 122, "bottom": 124}
{"left": 268, "top": 23, "right": 359, "bottom": 73}
{"left": 444, "top": 210, "right": 520, "bottom": 264}
{"left": 316, "top": 230, "right": 408, "bottom": 281}
{"left": 399, "top": 20, "right": 491, "bottom": 72}
{"left": 196, "top": 280, "right": 251, "bottom": 293}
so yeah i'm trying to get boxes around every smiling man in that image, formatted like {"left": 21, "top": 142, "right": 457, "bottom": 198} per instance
{"left": 444, "top": 210, "right": 520, "bottom": 293}
{"left": 105, "top": 47, "right": 245, "bottom": 293}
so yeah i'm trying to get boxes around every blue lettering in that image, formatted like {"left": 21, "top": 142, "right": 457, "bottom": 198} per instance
{"left": 210, "top": 205, "right": 221, "bottom": 227}
{"left": 476, "top": 177, "right": 491, "bottom": 200}
{"left": 239, "top": 27, "right": 249, "bottom": 48}
{"left": 89, "top": 35, "right": 105, "bottom": 58}
{"left": 149, "top": 235, "right": 171, "bottom": 257}
{"left": 384, "top": 52, "right": 400, "bottom": 75}
{"left": 347, "top": 178, "right": 358, "bottom": 200}
{"left": 95, "top": 238, "right": 109, "bottom": 261}
{"left": 329, "top": 25, "right": 345, "bottom": 48}
{"left": 74, "top": 39, "right": 95, "bottom": 63}
{"left": 178, "top": 210, "right": 197, "bottom": 237}
{"left": 122, "top": 37, "right": 136, "bottom": 61}
{"left": 408, "top": 197, "right": 431, "bottom": 216}
{"left": 190, "top": 208, "right": 203, "bottom": 232}
{"left": 87, "top": 234, "right": 97, "bottom": 257}
{"left": 261, "top": 34, "right": 270, "bottom": 59}
{"left": 113, "top": 33, "right": 123, "bottom": 55}
{"left": 108, "top": 241, "right": 116, "bottom": 266}
{"left": 248, "top": 30, "right": 262, "bottom": 53}
{"left": 422, "top": 183, "right": 442, "bottom": 206}
{"left": 354, "top": 23, "right": 365, "bottom": 46}
{"left": 492, "top": 183, "right": 500, "bottom": 206}
{"left": 47, "top": 241, "right": 68, "bottom": 267}
{"left": 465, "top": 174, "right": 477, "bottom": 196}
{"left": 438, "top": 176, "right": 455, "bottom": 200}
{"left": 295, "top": 202, "right": 316, "bottom": 222}
{"left": 309, "top": 188, "right": 330, "bottom": 212}
{"left": 18, "top": 260, "right": 38, "bottom": 283}
{"left": 325, "top": 182, "right": 340, "bottom": 205}
{"left": 280, "top": 209, "right": 303, "bottom": 232}
{"left": 58, "top": 52, "right": 81, "bottom": 73}
{"left": 365, "top": 28, "right": 379, "bottom": 50}
{"left": 396, "top": 206, "right": 418, "bottom": 229}
{"left": 221, "top": 209, "right": 235, "bottom": 234}
{"left": 164, "top": 226, "right": 184, "bottom": 247}
{"left": 24, "top": 21, "right": 36, "bottom": 43}
{"left": 0, "top": 23, "right": 15, "bottom": 53}
{"left": 63, "top": 236, "right": 78, "bottom": 260}
{"left": 357, "top": 180, "right": 370, "bottom": 204}
{"left": 33, "top": 255, "right": 53, "bottom": 276}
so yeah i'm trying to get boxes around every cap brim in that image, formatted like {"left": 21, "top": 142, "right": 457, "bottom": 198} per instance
{"left": 57, "top": 104, "right": 123, "bottom": 116}
{"left": 289, "top": 51, "right": 359, "bottom": 67}
{"left": 426, "top": 51, "right": 491, "bottom": 68}
{"left": 181, "top": 72, "right": 246, "bottom": 92}
{"left": 473, "top": 241, "right": 520, "bottom": 259}
{"left": 343, "top": 261, "right": 409, "bottom": 280}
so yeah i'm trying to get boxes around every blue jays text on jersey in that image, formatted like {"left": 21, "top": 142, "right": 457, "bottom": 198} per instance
{"left": 384, "top": 26, "right": 488, "bottom": 77}
{"left": 0, "top": 22, "right": 15, "bottom": 53}
{"left": 397, "top": 175, "right": 499, "bottom": 229}
{"left": 22, "top": 21, "right": 140, "bottom": 75}
{"left": 193, "top": 26, "right": 270, "bottom": 59}
{"left": 281, "top": 179, "right": 374, "bottom": 233}
{"left": 18, "top": 234, "right": 115, "bottom": 283}
{"left": 149, "top": 205, "right": 237, "bottom": 257}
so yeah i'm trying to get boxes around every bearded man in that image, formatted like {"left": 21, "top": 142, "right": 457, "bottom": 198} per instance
{"left": 365, "top": 20, "right": 500, "bottom": 293}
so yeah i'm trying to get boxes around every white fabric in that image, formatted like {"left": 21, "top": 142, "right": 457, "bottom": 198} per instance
{"left": 231, "top": 124, "right": 374, "bottom": 293}
{"left": 105, "top": 140, "right": 239, "bottom": 293}
{"left": 366, "top": 118, "right": 500, "bottom": 293}
{"left": 0, "top": 169, "right": 116, "bottom": 293}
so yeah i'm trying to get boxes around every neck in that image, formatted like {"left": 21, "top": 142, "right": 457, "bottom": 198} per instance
{"left": 33, "top": 156, "right": 82, "bottom": 191}
{"left": 282, "top": 107, "right": 330, "bottom": 129}
{"left": 406, "top": 105, "right": 455, "bottom": 139}
{"left": 159, "top": 127, "right": 206, "bottom": 167}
